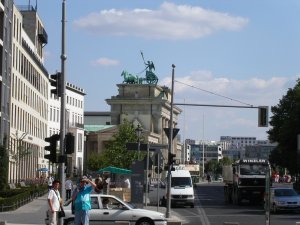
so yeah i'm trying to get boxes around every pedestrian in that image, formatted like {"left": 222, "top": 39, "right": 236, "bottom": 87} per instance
{"left": 47, "top": 175, "right": 54, "bottom": 190}
{"left": 123, "top": 177, "right": 131, "bottom": 189}
{"left": 47, "top": 180, "right": 62, "bottom": 225}
{"left": 65, "top": 176, "right": 73, "bottom": 200}
{"left": 94, "top": 174, "right": 103, "bottom": 193}
{"left": 207, "top": 174, "right": 211, "bottom": 183}
{"left": 72, "top": 177, "right": 97, "bottom": 225}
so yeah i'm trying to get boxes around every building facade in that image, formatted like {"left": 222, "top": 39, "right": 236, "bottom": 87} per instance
{"left": 187, "top": 140, "right": 222, "bottom": 164}
{"left": 48, "top": 82, "right": 85, "bottom": 177}
{"left": 106, "top": 83, "right": 182, "bottom": 164}
{"left": 9, "top": 4, "right": 49, "bottom": 183}
{"left": 0, "top": 0, "right": 13, "bottom": 146}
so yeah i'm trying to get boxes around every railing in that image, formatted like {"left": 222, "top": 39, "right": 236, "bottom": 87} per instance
{"left": 0, "top": 188, "right": 47, "bottom": 212}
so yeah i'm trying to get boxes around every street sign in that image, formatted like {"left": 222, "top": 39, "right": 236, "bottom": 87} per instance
{"left": 126, "top": 143, "right": 148, "bottom": 151}
{"left": 163, "top": 128, "right": 180, "bottom": 140}
{"left": 126, "top": 143, "right": 168, "bottom": 152}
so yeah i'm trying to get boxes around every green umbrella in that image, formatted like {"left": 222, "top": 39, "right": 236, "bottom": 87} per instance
{"left": 98, "top": 166, "right": 132, "bottom": 174}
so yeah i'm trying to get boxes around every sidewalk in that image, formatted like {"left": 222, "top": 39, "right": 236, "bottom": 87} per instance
{"left": 0, "top": 193, "right": 182, "bottom": 225}
{"left": 0, "top": 194, "right": 48, "bottom": 225}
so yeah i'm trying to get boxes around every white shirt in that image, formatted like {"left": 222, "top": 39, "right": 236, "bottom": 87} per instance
{"left": 48, "top": 189, "right": 60, "bottom": 211}
{"left": 65, "top": 179, "right": 73, "bottom": 190}
{"left": 124, "top": 179, "right": 131, "bottom": 188}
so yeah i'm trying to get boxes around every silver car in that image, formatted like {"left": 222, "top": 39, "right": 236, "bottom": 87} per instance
{"left": 269, "top": 187, "right": 300, "bottom": 213}
{"left": 45, "top": 194, "right": 167, "bottom": 225}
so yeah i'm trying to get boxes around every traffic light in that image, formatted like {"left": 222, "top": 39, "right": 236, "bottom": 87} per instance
{"left": 168, "top": 152, "right": 176, "bottom": 165}
{"left": 50, "top": 72, "right": 61, "bottom": 97}
{"left": 44, "top": 134, "right": 60, "bottom": 163}
{"left": 65, "top": 132, "right": 75, "bottom": 154}
{"left": 258, "top": 106, "right": 268, "bottom": 127}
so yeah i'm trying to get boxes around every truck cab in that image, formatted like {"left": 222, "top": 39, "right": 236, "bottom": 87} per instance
{"left": 223, "top": 159, "right": 271, "bottom": 205}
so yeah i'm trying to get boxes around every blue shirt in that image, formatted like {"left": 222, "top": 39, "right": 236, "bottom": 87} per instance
{"left": 74, "top": 185, "right": 93, "bottom": 211}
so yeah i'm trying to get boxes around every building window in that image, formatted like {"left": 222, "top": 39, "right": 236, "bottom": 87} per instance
{"left": 78, "top": 133, "right": 82, "bottom": 152}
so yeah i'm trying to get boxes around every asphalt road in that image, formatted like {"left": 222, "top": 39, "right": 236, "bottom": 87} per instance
{"left": 1, "top": 182, "right": 299, "bottom": 225}
{"left": 170, "top": 182, "right": 300, "bottom": 225}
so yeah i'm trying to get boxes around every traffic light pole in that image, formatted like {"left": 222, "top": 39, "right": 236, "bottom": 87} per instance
{"left": 59, "top": 1, "right": 67, "bottom": 225}
{"left": 166, "top": 64, "right": 175, "bottom": 218}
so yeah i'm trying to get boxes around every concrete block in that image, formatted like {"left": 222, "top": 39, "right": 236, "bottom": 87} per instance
{"left": 223, "top": 223, "right": 239, "bottom": 225}
{"left": 167, "top": 221, "right": 182, "bottom": 225}
{"left": 115, "top": 221, "right": 130, "bottom": 225}
{"left": 0, "top": 221, "right": 7, "bottom": 225}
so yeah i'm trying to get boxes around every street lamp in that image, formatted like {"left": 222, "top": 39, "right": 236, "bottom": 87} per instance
{"left": 135, "top": 125, "right": 143, "bottom": 159}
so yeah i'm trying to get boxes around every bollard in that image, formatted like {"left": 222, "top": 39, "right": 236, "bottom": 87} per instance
{"left": 115, "top": 221, "right": 130, "bottom": 225}
{"left": 167, "top": 221, "right": 182, "bottom": 225}
{"left": 0, "top": 221, "right": 7, "bottom": 225}
{"left": 223, "top": 223, "right": 239, "bottom": 225}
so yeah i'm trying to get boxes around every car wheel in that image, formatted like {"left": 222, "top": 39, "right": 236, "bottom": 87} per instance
{"left": 191, "top": 204, "right": 194, "bottom": 208}
{"left": 64, "top": 218, "right": 75, "bottom": 225}
{"left": 136, "top": 218, "right": 154, "bottom": 225}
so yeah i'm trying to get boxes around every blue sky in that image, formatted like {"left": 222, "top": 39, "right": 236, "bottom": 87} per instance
{"left": 15, "top": 0, "right": 300, "bottom": 142}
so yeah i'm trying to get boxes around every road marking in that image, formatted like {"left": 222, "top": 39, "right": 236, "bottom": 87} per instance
{"left": 196, "top": 200, "right": 211, "bottom": 225}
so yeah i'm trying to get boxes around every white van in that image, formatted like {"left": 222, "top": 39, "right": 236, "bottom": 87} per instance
{"left": 169, "top": 167, "right": 195, "bottom": 208}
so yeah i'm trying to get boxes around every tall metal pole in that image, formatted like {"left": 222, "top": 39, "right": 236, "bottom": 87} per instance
{"left": 156, "top": 151, "right": 160, "bottom": 211}
{"left": 59, "top": 2, "right": 67, "bottom": 225}
{"left": 166, "top": 64, "right": 175, "bottom": 218}
{"left": 265, "top": 167, "right": 270, "bottom": 225}
{"left": 145, "top": 144, "right": 150, "bottom": 207}
{"left": 202, "top": 114, "right": 204, "bottom": 178}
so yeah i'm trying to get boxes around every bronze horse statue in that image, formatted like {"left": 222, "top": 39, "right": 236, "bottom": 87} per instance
{"left": 121, "top": 70, "right": 138, "bottom": 84}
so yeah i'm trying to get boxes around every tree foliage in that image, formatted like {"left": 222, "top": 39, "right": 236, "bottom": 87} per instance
{"left": 87, "top": 152, "right": 104, "bottom": 171}
{"left": 267, "top": 79, "right": 300, "bottom": 174}
{"left": 205, "top": 157, "right": 233, "bottom": 175}
{"left": 9, "top": 131, "right": 31, "bottom": 164}
{"left": 0, "top": 145, "right": 8, "bottom": 190}
{"left": 87, "top": 119, "right": 143, "bottom": 171}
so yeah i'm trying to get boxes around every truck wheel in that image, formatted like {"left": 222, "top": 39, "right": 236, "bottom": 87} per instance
{"left": 237, "top": 192, "right": 242, "bottom": 205}
{"left": 232, "top": 190, "right": 237, "bottom": 205}
{"left": 224, "top": 187, "right": 228, "bottom": 203}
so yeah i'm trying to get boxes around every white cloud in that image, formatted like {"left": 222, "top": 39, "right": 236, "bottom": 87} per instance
{"left": 160, "top": 71, "right": 293, "bottom": 107}
{"left": 91, "top": 57, "right": 120, "bottom": 66}
{"left": 73, "top": 2, "right": 248, "bottom": 40}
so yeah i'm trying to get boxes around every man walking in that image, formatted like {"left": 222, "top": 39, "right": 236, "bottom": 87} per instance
{"left": 65, "top": 176, "right": 73, "bottom": 200}
{"left": 72, "top": 177, "right": 97, "bottom": 225}
{"left": 47, "top": 180, "right": 62, "bottom": 225}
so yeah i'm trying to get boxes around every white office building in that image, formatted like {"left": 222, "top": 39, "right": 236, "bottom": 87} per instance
{"left": 9, "top": 5, "right": 49, "bottom": 183}
{"left": 48, "top": 82, "right": 85, "bottom": 177}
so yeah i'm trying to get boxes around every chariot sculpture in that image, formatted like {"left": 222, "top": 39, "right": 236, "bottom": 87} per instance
{"left": 121, "top": 52, "right": 158, "bottom": 85}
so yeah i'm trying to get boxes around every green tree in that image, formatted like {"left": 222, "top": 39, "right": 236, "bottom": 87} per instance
{"left": 87, "top": 119, "right": 143, "bottom": 171}
{"left": 87, "top": 152, "right": 104, "bottom": 171}
{"left": 219, "top": 156, "right": 233, "bottom": 166}
{"left": 267, "top": 79, "right": 300, "bottom": 174}
{"left": 9, "top": 131, "right": 32, "bottom": 182}
{"left": 0, "top": 145, "right": 9, "bottom": 190}
{"left": 205, "top": 159, "right": 220, "bottom": 175}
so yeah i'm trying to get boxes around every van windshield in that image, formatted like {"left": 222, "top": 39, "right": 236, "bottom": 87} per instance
{"left": 171, "top": 177, "right": 192, "bottom": 187}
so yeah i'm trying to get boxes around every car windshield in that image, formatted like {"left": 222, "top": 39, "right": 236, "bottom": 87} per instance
{"left": 274, "top": 189, "right": 298, "bottom": 197}
{"left": 240, "top": 164, "right": 268, "bottom": 175}
{"left": 171, "top": 177, "right": 192, "bottom": 187}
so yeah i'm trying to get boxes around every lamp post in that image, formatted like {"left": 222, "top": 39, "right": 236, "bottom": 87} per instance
{"left": 135, "top": 125, "right": 143, "bottom": 159}
{"left": 166, "top": 64, "right": 175, "bottom": 218}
